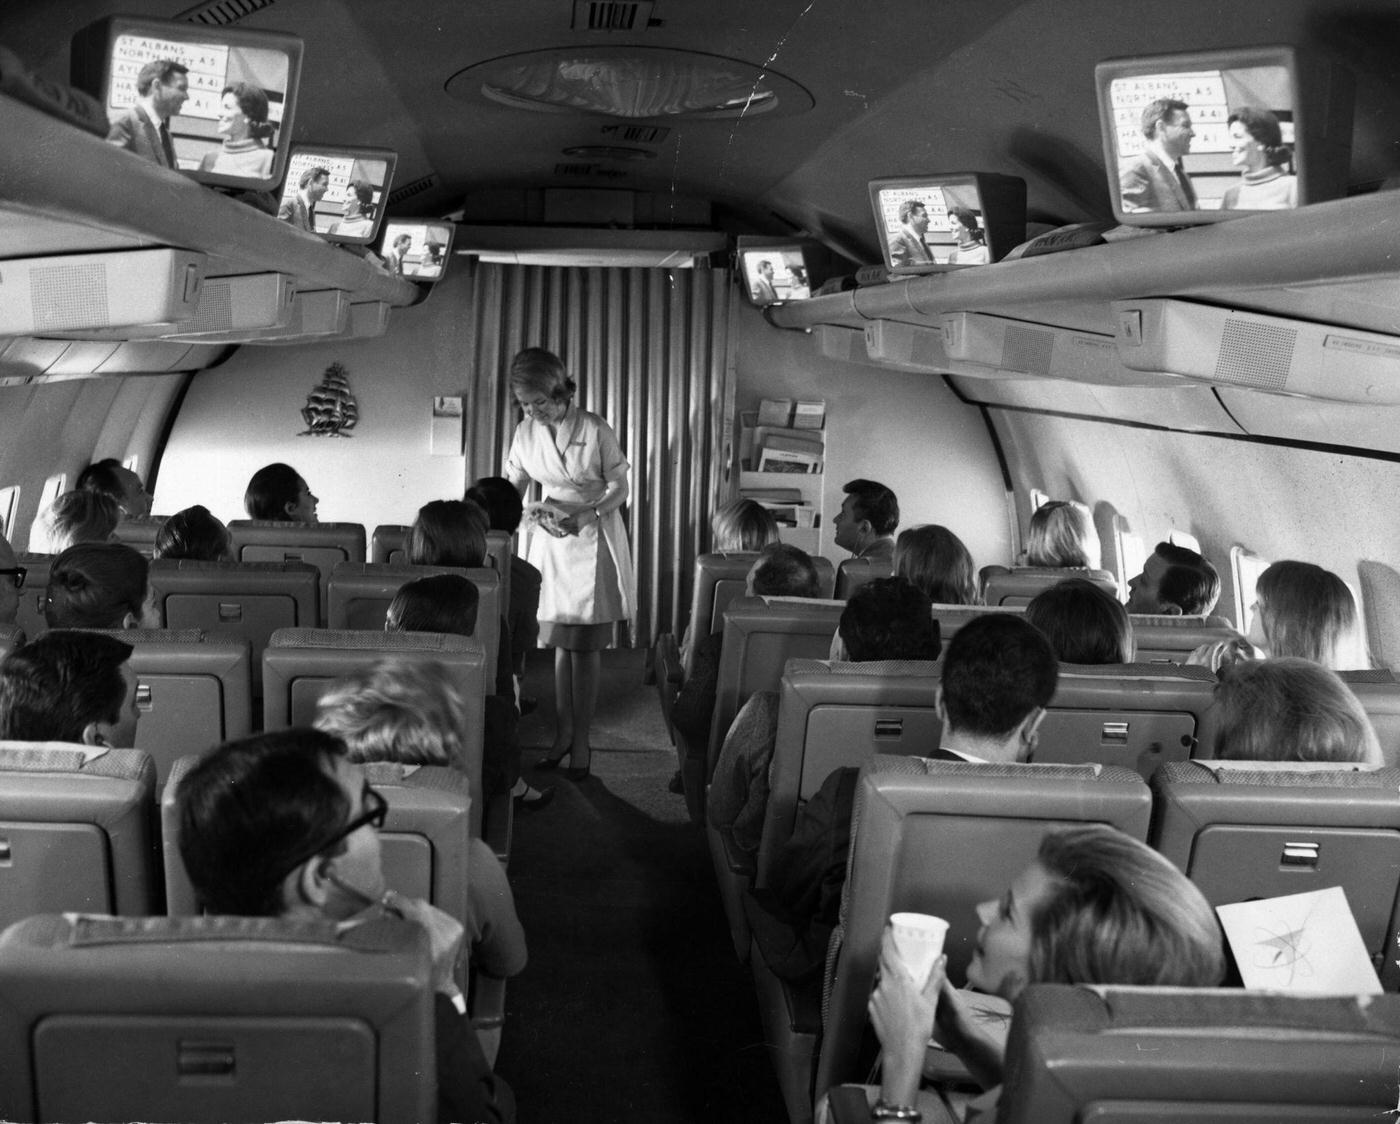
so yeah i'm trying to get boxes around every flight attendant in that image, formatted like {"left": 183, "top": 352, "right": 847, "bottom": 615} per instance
{"left": 505, "top": 347, "right": 635, "bottom": 779}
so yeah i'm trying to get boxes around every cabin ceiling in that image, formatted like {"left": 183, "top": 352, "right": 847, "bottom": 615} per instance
{"left": 8, "top": 0, "right": 1400, "bottom": 264}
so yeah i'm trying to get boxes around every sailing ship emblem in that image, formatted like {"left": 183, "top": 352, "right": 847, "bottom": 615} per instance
{"left": 300, "top": 362, "right": 359, "bottom": 437}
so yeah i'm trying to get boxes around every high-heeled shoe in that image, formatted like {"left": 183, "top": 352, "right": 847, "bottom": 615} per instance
{"left": 565, "top": 762, "right": 590, "bottom": 781}
{"left": 514, "top": 782, "right": 555, "bottom": 811}
{"left": 537, "top": 748, "right": 571, "bottom": 771}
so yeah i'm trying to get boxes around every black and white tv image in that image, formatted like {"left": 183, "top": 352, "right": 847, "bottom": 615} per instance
{"left": 867, "top": 174, "right": 1026, "bottom": 276}
{"left": 71, "top": 15, "right": 303, "bottom": 193}
{"left": 1096, "top": 46, "right": 1354, "bottom": 226}
{"left": 379, "top": 221, "right": 456, "bottom": 281}
{"left": 278, "top": 146, "right": 398, "bottom": 245}
{"left": 737, "top": 245, "right": 813, "bottom": 308}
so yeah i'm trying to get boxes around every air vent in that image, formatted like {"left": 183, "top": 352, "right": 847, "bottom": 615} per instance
{"left": 606, "top": 124, "right": 670, "bottom": 144}
{"left": 555, "top": 163, "right": 600, "bottom": 177}
{"left": 177, "top": 0, "right": 277, "bottom": 26}
{"left": 572, "top": 0, "right": 655, "bottom": 31}
{"left": 388, "top": 174, "right": 438, "bottom": 206}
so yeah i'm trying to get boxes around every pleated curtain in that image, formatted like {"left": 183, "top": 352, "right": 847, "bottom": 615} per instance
{"left": 460, "top": 260, "right": 732, "bottom": 647}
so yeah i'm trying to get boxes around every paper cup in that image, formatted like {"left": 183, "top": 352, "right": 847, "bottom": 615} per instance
{"left": 889, "top": 912, "right": 949, "bottom": 989}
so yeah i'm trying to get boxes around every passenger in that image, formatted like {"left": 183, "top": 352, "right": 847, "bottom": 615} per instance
{"left": 1024, "top": 499, "right": 1100, "bottom": 569}
{"left": 1124, "top": 540, "right": 1221, "bottom": 616}
{"left": 466, "top": 476, "right": 542, "bottom": 686}
{"left": 888, "top": 199, "right": 934, "bottom": 268}
{"left": 243, "top": 463, "right": 319, "bottom": 523}
{"left": 894, "top": 524, "right": 979, "bottom": 605}
{"left": 386, "top": 572, "right": 478, "bottom": 635}
{"left": 1247, "top": 559, "right": 1368, "bottom": 669}
{"left": 105, "top": 58, "right": 189, "bottom": 169}
{"left": 833, "top": 478, "right": 899, "bottom": 561}
{"left": 1119, "top": 96, "right": 1197, "bottom": 213}
{"left": 76, "top": 458, "right": 153, "bottom": 518}
{"left": 407, "top": 499, "right": 488, "bottom": 568}
{"left": 946, "top": 207, "right": 989, "bottom": 265}
{"left": 278, "top": 165, "right": 328, "bottom": 232}
{"left": 746, "top": 613, "right": 1056, "bottom": 983}
{"left": 153, "top": 505, "right": 233, "bottom": 562}
{"left": 0, "top": 631, "right": 139, "bottom": 747}
{"left": 506, "top": 347, "right": 635, "bottom": 781}
{"left": 44, "top": 542, "right": 153, "bottom": 630}
{"left": 328, "top": 179, "right": 376, "bottom": 237}
{"left": 177, "top": 728, "right": 514, "bottom": 1123}
{"left": 1025, "top": 577, "right": 1133, "bottom": 663}
{"left": 708, "top": 577, "right": 939, "bottom": 877}
{"left": 0, "top": 531, "right": 21, "bottom": 626}
{"left": 32, "top": 489, "right": 120, "bottom": 553}
{"left": 312, "top": 657, "right": 529, "bottom": 981}
{"left": 1220, "top": 107, "right": 1297, "bottom": 211}
{"left": 835, "top": 824, "right": 1224, "bottom": 1124}
{"left": 1213, "top": 657, "right": 1382, "bottom": 765}
{"left": 198, "top": 82, "right": 274, "bottom": 178}
{"left": 711, "top": 498, "right": 781, "bottom": 553}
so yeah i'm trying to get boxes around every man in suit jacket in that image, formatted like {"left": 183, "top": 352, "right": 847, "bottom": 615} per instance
{"left": 833, "top": 477, "right": 899, "bottom": 561}
{"left": 1119, "top": 97, "right": 1198, "bottom": 213}
{"left": 888, "top": 199, "right": 934, "bottom": 268}
{"left": 278, "top": 166, "right": 330, "bottom": 233}
{"left": 105, "top": 59, "right": 188, "bottom": 169}
{"left": 750, "top": 259, "right": 778, "bottom": 304}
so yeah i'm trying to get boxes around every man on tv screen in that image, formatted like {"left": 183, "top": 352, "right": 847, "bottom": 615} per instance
{"left": 105, "top": 59, "right": 189, "bottom": 170}
{"left": 279, "top": 165, "right": 329, "bottom": 232}
{"left": 888, "top": 199, "right": 934, "bottom": 267}
{"left": 751, "top": 260, "right": 777, "bottom": 305}
{"left": 1120, "top": 97, "right": 1198, "bottom": 213}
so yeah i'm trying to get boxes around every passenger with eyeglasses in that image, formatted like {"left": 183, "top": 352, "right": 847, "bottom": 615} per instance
{"left": 178, "top": 728, "right": 515, "bottom": 1123}
{"left": 0, "top": 530, "right": 23, "bottom": 626}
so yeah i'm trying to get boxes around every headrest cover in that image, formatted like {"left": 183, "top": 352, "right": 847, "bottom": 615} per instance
{"left": 67, "top": 914, "right": 342, "bottom": 948}
{"left": 0, "top": 741, "right": 109, "bottom": 770}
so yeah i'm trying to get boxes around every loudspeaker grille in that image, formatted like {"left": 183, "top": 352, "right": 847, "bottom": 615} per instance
{"left": 32, "top": 264, "right": 109, "bottom": 332}
{"left": 1002, "top": 324, "right": 1054, "bottom": 374}
{"left": 1214, "top": 318, "right": 1296, "bottom": 390}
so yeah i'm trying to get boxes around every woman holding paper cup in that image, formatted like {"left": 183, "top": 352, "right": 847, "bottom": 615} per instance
{"left": 505, "top": 347, "right": 635, "bottom": 780}
{"left": 846, "top": 825, "right": 1224, "bottom": 1122}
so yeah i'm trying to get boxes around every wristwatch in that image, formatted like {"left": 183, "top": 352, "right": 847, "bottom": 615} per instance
{"left": 872, "top": 1099, "right": 921, "bottom": 1122}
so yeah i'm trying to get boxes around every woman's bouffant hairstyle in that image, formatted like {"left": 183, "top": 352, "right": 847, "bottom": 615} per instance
{"left": 712, "top": 499, "right": 781, "bottom": 553}
{"left": 385, "top": 573, "right": 479, "bottom": 636}
{"left": 153, "top": 505, "right": 231, "bottom": 562}
{"left": 313, "top": 657, "right": 467, "bottom": 768}
{"left": 509, "top": 347, "right": 576, "bottom": 403}
{"left": 1228, "top": 106, "right": 1292, "bottom": 169}
{"left": 1028, "top": 824, "right": 1225, "bottom": 990}
{"left": 406, "top": 500, "right": 487, "bottom": 569}
{"left": 1025, "top": 578, "right": 1133, "bottom": 664}
{"left": 45, "top": 542, "right": 149, "bottom": 629}
{"left": 45, "top": 489, "right": 120, "bottom": 552}
{"left": 1214, "top": 657, "right": 1381, "bottom": 765}
{"left": 895, "top": 524, "right": 978, "bottom": 606}
{"left": 1255, "top": 560, "right": 1365, "bottom": 670}
{"left": 1026, "top": 500, "right": 1101, "bottom": 569}
{"left": 222, "top": 81, "right": 272, "bottom": 139}
{"left": 244, "top": 463, "right": 304, "bottom": 521}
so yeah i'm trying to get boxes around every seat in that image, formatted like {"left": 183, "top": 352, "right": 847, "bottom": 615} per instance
{"left": 793, "top": 757, "right": 1152, "bottom": 1123}
{"left": 227, "top": 519, "right": 366, "bottom": 617}
{"left": 928, "top": 604, "right": 1023, "bottom": 656}
{"left": 1151, "top": 760, "right": 1400, "bottom": 990}
{"left": 0, "top": 623, "right": 23, "bottom": 660}
{"left": 996, "top": 985, "right": 1400, "bottom": 1124}
{"left": 833, "top": 556, "right": 892, "bottom": 600}
{"left": 370, "top": 525, "right": 512, "bottom": 605}
{"left": 0, "top": 743, "right": 159, "bottom": 926}
{"left": 13, "top": 553, "right": 52, "bottom": 642}
{"left": 1338, "top": 669, "right": 1400, "bottom": 767}
{"left": 85, "top": 628, "right": 252, "bottom": 790}
{"left": 1129, "top": 612, "right": 1244, "bottom": 663}
{"left": 326, "top": 562, "right": 502, "bottom": 687}
{"left": 109, "top": 515, "right": 170, "bottom": 558}
{"left": 0, "top": 912, "right": 436, "bottom": 1124}
{"left": 1033, "top": 661, "right": 1219, "bottom": 779}
{"left": 147, "top": 559, "right": 320, "bottom": 674}
{"left": 982, "top": 566, "right": 1118, "bottom": 608}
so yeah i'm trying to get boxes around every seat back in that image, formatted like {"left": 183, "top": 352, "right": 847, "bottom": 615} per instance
{"left": 14, "top": 553, "right": 52, "bottom": 642}
{"left": 1339, "top": 669, "right": 1400, "bottom": 768}
{"left": 814, "top": 756, "right": 1151, "bottom": 1098}
{"left": 227, "top": 520, "right": 366, "bottom": 617}
{"left": 372, "top": 524, "right": 409, "bottom": 564}
{"left": 109, "top": 515, "right": 169, "bottom": 559}
{"left": 0, "top": 912, "right": 436, "bottom": 1124}
{"left": 0, "top": 743, "right": 158, "bottom": 924}
{"left": 326, "top": 562, "right": 502, "bottom": 687}
{"left": 148, "top": 559, "right": 320, "bottom": 673}
{"left": 833, "top": 556, "right": 893, "bottom": 600}
{"left": 1033, "top": 662, "right": 1219, "bottom": 779}
{"left": 983, "top": 566, "right": 1118, "bottom": 608}
{"left": 0, "top": 623, "right": 23, "bottom": 660}
{"left": 928, "top": 604, "right": 1023, "bottom": 656}
{"left": 1151, "top": 760, "right": 1400, "bottom": 990}
{"left": 1000, "top": 985, "right": 1400, "bottom": 1124}
{"left": 1129, "top": 613, "right": 1244, "bottom": 664}
{"left": 85, "top": 629, "right": 252, "bottom": 790}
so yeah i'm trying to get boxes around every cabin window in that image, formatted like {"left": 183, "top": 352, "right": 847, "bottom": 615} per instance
{"left": 123, "top": 455, "right": 139, "bottom": 474}
{"left": 0, "top": 487, "right": 16, "bottom": 539}
{"left": 37, "top": 474, "right": 65, "bottom": 511}
{"left": 1111, "top": 516, "right": 1145, "bottom": 601}
{"left": 1230, "top": 545, "right": 1269, "bottom": 631}
{"left": 1167, "top": 530, "right": 1201, "bottom": 554}
{"left": 1029, "top": 488, "right": 1049, "bottom": 512}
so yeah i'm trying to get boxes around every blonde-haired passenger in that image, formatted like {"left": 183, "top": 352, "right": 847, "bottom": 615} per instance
{"left": 1214, "top": 657, "right": 1382, "bottom": 766}
{"left": 1025, "top": 499, "right": 1100, "bottom": 569}
{"left": 711, "top": 499, "right": 780, "bottom": 553}
{"left": 895, "top": 524, "right": 979, "bottom": 606}
{"left": 32, "top": 489, "right": 120, "bottom": 554}
{"left": 1248, "top": 560, "right": 1369, "bottom": 670}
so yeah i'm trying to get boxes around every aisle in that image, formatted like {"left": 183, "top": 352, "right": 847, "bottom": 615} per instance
{"left": 496, "top": 648, "right": 789, "bottom": 1122}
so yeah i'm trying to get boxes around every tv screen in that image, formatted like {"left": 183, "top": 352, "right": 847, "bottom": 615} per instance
{"left": 278, "top": 146, "right": 398, "bottom": 245}
{"left": 71, "top": 15, "right": 303, "bottom": 193}
{"left": 868, "top": 173, "right": 1026, "bottom": 276}
{"left": 736, "top": 243, "right": 813, "bottom": 308}
{"left": 380, "top": 220, "right": 456, "bottom": 281}
{"left": 1096, "top": 46, "right": 1353, "bottom": 226}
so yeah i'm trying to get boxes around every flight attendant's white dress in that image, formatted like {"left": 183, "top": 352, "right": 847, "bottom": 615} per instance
{"left": 505, "top": 405, "right": 635, "bottom": 649}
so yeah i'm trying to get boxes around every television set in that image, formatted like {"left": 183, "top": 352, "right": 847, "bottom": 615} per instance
{"left": 278, "top": 145, "right": 398, "bottom": 245}
{"left": 736, "top": 239, "right": 817, "bottom": 308}
{"left": 379, "top": 220, "right": 456, "bottom": 282}
{"left": 70, "top": 15, "right": 304, "bottom": 193}
{"left": 1096, "top": 46, "right": 1354, "bottom": 226}
{"left": 868, "top": 173, "right": 1026, "bottom": 276}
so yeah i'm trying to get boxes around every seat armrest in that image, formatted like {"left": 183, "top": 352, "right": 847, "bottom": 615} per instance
{"left": 483, "top": 789, "right": 513, "bottom": 867}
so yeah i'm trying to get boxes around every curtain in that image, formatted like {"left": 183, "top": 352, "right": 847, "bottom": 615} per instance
{"left": 461, "top": 260, "right": 731, "bottom": 648}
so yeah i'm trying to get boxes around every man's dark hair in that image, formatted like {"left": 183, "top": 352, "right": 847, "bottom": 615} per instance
{"left": 1141, "top": 97, "right": 1188, "bottom": 139}
{"left": 407, "top": 500, "right": 487, "bottom": 568}
{"left": 75, "top": 458, "right": 126, "bottom": 503}
{"left": 0, "top": 631, "right": 132, "bottom": 742}
{"left": 465, "top": 476, "right": 524, "bottom": 534}
{"left": 751, "top": 543, "right": 821, "bottom": 598}
{"left": 941, "top": 614, "right": 1057, "bottom": 737}
{"left": 839, "top": 577, "right": 940, "bottom": 662}
{"left": 154, "top": 505, "right": 230, "bottom": 562}
{"left": 387, "top": 573, "right": 479, "bottom": 636}
{"left": 244, "top": 463, "right": 303, "bottom": 521}
{"left": 135, "top": 59, "right": 188, "bottom": 96}
{"left": 299, "top": 165, "right": 330, "bottom": 190}
{"left": 1025, "top": 578, "right": 1133, "bottom": 664}
{"left": 843, "top": 479, "right": 899, "bottom": 536}
{"left": 179, "top": 729, "right": 351, "bottom": 916}
{"left": 1153, "top": 541, "right": 1221, "bottom": 615}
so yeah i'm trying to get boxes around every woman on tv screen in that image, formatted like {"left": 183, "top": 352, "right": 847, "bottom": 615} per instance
{"left": 328, "top": 179, "right": 376, "bottom": 237}
{"left": 1221, "top": 106, "right": 1297, "bottom": 210}
{"left": 947, "top": 207, "right": 989, "bottom": 264}
{"left": 198, "top": 81, "right": 274, "bottom": 177}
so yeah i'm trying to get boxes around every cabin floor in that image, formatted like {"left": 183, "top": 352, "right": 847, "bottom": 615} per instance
{"left": 500, "top": 647, "right": 788, "bottom": 1122}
